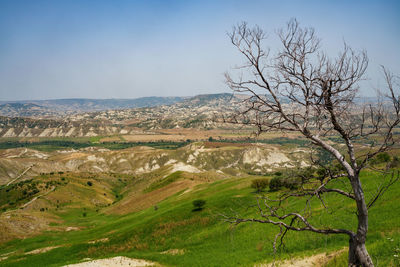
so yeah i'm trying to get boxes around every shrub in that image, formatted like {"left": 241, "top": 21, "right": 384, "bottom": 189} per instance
{"left": 251, "top": 179, "right": 269, "bottom": 193}
{"left": 376, "top": 152, "right": 391, "bottom": 163}
{"left": 269, "top": 177, "right": 282, "bottom": 191}
{"left": 192, "top": 199, "right": 206, "bottom": 211}
{"left": 371, "top": 152, "right": 391, "bottom": 165}
{"left": 389, "top": 156, "right": 400, "bottom": 168}
{"left": 282, "top": 177, "right": 301, "bottom": 190}
{"left": 87, "top": 181, "right": 93, "bottom": 186}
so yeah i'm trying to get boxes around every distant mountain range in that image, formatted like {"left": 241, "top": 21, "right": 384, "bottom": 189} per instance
{"left": 0, "top": 94, "right": 381, "bottom": 119}
{"left": 0, "top": 96, "right": 188, "bottom": 117}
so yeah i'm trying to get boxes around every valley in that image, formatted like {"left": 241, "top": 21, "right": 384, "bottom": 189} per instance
{"left": 1, "top": 2, "right": 399, "bottom": 266}
{"left": 0, "top": 94, "right": 399, "bottom": 267}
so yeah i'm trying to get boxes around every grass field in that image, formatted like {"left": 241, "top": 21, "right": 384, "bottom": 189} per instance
{"left": 0, "top": 168, "right": 399, "bottom": 266}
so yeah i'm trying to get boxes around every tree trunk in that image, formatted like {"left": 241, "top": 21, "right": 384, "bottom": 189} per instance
{"left": 348, "top": 236, "right": 374, "bottom": 267}
{"left": 347, "top": 172, "right": 374, "bottom": 267}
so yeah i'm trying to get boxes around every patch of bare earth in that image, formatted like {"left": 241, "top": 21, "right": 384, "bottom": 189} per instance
{"left": 25, "top": 246, "right": 62, "bottom": 255}
{"left": 160, "top": 249, "right": 185, "bottom": 255}
{"left": 0, "top": 211, "right": 61, "bottom": 243}
{"left": 63, "top": 256, "right": 158, "bottom": 267}
{"left": 122, "top": 134, "right": 187, "bottom": 142}
{"left": 88, "top": 238, "right": 109, "bottom": 244}
{"left": 257, "top": 248, "right": 346, "bottom": 267}
{"left": 65, "top": 226, "right": 81, "bottom": 232}
{"left": 57, "top": 152, "right": 88, "bottom": 161}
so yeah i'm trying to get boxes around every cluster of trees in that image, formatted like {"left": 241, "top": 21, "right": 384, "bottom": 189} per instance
{"left": 251, "top": 176, "right": 300, "bottom": 192}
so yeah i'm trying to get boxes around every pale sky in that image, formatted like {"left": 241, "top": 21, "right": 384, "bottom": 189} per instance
{"left": 0, "top": 0, "right": 399, "bottom": 101}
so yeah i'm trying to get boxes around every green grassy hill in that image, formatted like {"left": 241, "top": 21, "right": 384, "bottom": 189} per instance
{"left": 0, "top": 168, "right": 399, "bottom": 266}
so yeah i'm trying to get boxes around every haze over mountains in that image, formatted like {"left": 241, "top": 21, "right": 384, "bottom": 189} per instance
{"left": 0, "top": 94, "right": 381, "bottom": 118}
{"left": 0, "top": 96, "right": 189, "bottom": 117}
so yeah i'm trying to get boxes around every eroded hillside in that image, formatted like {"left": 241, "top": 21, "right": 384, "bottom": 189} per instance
{"left": 0, "top": 142, "right": 309, "bottom": 186}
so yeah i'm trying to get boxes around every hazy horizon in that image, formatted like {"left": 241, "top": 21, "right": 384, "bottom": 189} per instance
{"left": 0, "top": 93, "right": 383, "bottom": 103}
{"left": 1, "top": 0, "right": 399, "bottom": 101}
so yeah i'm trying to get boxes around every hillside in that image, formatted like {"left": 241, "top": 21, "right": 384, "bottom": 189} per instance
{"left": 0, "top": 93, "right": 399, "bottom": 266}
{"left": 0, "top": 93, "right": 241, "bottom": 138}
{"left": 0, "top": 154, "right": 398, "bottom": 266}
{"left": 0, "top": 141, "right": 309, "bottom": 186}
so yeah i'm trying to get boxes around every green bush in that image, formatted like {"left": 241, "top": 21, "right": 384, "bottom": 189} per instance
{"left": 251, "top": 179, "right": 269, "bottom": 193}
{"left": 371, "top": 152, "right": 391, "bottom": 165}
{"left": 282, "top": 177, "right": 301, "bottom": 190}
{"left": 269, "top": 176, "right": 300, "bottom": 191}
{"left": 269, "top": 177, "right": 282, "bottom": 191}
{"left": 192, "top": 199, "right": 206, "bottom": 211}
{"left": 376, "top": 152, "right": 391, "bottom": 163}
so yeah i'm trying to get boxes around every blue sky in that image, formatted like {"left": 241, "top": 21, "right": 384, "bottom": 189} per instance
{"left": 0, "top": 0, "right": 399, "bottom": 100}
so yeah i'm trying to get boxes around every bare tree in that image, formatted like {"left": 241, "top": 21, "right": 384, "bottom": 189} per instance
{"left": 223, "top": 19, "right": 399, "bottom": 267}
